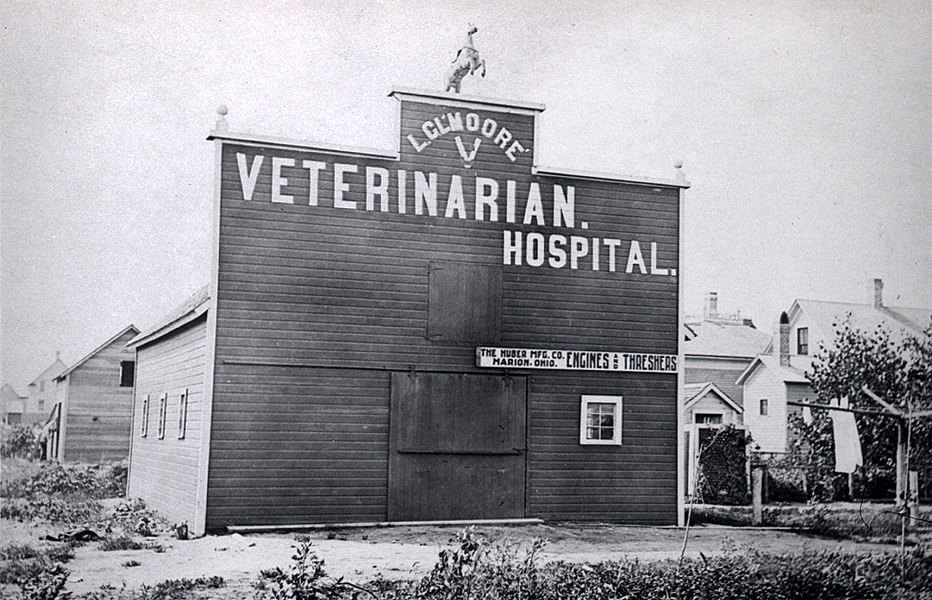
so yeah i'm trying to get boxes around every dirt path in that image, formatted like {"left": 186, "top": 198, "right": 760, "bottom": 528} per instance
{"left": 51, "top": 523, "right": 899, "bottom": 596}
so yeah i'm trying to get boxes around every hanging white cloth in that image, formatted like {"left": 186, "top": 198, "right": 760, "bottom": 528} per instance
{"left": 829, "top": 396, "right": 863, "bottom": 473}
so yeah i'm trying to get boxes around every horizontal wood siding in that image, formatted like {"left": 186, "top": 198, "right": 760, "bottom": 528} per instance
{"left": 528, "top": 372, "right": 678, "bottom": 524}
{"left": 128, "top": 318, "right": 206, "bottom": 527}
{"left": 62, "top": 329, "right": 137, "bottom": 463}
{"left": 210, "top": 96, "right": 680, "bottom": 525}
{"left": 206, "top": 366, "right": 389, "bottom": 527}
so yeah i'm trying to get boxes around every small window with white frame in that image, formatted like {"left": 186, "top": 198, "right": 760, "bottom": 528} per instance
{"left": 140, "top": 395, "right": 150, "bottom": 437}
{"left": 580, "top": 395, "right": 623, "bottom": 445}
{"left": 157, "top": 394, "right": 167, "bottom": 439}
{"left": 177, "top": 389, "right": 188, "bottom": 440}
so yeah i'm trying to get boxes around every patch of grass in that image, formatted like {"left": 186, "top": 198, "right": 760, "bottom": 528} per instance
{"left": 82, "top": 576, "right": 225, "bottom": 600}
{"left": 691, "top": 502, "right": 932, "bottom": 542}
{"left": 121, "top": 560, "right": 140, "bottom": 568}
{"left": 1, "top": 495, "right": 103, "bottom": 525}
{"left": 98, "top": 535, "right": 164, "bottom": 553}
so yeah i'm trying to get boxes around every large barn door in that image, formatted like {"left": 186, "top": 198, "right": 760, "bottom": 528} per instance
{"left": 388, "top": 372, "right": 527, "bottom": 521}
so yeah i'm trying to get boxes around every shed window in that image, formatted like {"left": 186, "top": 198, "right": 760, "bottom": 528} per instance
{"left": 177, "top": 389, "right": 188, "bottom": 440}
{"left": 760, "top": 398, "right": 769, "bottom": 416}
{"left": 120, "top": 361, "right": 135, "bottom": 387}
{"left": 797, "top": 328, "right": 809, "bottom": 355}
{"left": 580, "top": 395, "right": 623, "bottom": 445}
{"left": 140, "top": 395, "right": 150, "bottom": 437}
{"left": 157, "top": 394, "right": 167, "bottom": 439}
{"left": 427, "top": 262, "right": 501, "bottom": 344}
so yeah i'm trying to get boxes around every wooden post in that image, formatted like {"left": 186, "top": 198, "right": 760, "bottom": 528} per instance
{"left": 752, "top": 466, "right": 764, "bottom": 526}
{"left": 909, "top": 470, "right": 919, "bottom": 522}
{"left": 896, "top": 420, "right": 907, "bottom": 507}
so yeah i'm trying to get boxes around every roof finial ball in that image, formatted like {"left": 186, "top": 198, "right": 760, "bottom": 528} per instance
{"left": 445, "top": 24, "right": 486, "bottom": 94}
{"left": 214, "top": 105, "right": 229, "bottom": 133}
{"left": 674, "top": 160, "right": 686, "bottom": 183}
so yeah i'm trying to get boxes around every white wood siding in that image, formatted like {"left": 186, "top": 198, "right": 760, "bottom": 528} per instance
{"left": 742, "top": 366, "right": 788, "bottom": 453}
{"left": 128, "top": 318, "right": 207, "bottom": 528}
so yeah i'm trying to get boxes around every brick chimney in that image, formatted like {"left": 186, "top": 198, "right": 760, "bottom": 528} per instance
{"left": 872, "top": 278, "right": 883, "bottom": 309}
{"left": 778, "top": 311, "right": 791, "bottom": 367}
{"left": 704, "top": 292, "right": 719, "bottom": 319}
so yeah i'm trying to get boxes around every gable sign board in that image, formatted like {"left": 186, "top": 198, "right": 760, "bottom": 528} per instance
{"left": 208, "top": 89, "right": 685, "bottom": 369}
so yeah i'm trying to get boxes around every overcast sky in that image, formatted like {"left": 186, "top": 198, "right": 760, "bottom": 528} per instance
{"left": 2, "top": 0, "right": 930, "bottom": 392}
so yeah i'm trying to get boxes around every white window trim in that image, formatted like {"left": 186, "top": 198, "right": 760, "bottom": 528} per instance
{"left": 141, "top": 395, "right": 150, "bottom": 437}
{"left": 157, "top": 393, "right": 167, "bottom": 439}
{"left": 580, "top": 395, "right": 623, "bottom": 446}
{"left": 177, "top": 389, "right": 188, "bottom": 440}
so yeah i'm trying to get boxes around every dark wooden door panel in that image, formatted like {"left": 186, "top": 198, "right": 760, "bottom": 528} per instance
{"left": 388, "top": 372, "right": 527, "bottom": 521}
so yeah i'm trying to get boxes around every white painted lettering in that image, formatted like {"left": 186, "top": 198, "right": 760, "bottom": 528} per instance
{"left": 523, "top": 183, "right": 545, "bottom": 226}
{"left": 415, "top": 171, "right": 438, "bottom": 216}
{"left": 406, "top": 134, "right": 428, "bottom": 152}
{"left": 503, "top": 230, "right": 521, "bottom": 266}
{"left": 553, "top": 185, "right": 575, "bottom": 228}
{"left": 271, "top": 157, "right": 294, "bottom": 204}
{"left": 302, "top": 160, "right": 325, "bottom": 206}
{"left": 444, "top": 175, "right": 467, "bottom": 219}
{"left": 603, "top": 238, "right": 621, "bottom": 272}
{"left": 526, "top": 233, "right": 545, "bottom": 267}
{"left": 493, "top": 127, "right": 513, "bottom": 150}
{"left": 422, "top": 121, "right": 439, "bottom": 140}
{"left": 626, "top": 240, "right": 647, "bottom": 274}
{"left": 570, "top": 236, "right": 588, "bottom": 270}
{"left": 506, "top": 180, "right": 517, "bottom": 223}
{"left": 650, "top": 241, "right": 669, "bottom": 275}
{"left": 481, "top": 118, "right": 497, "bottom": 138}
{"left": 236, "top": 153, "right": 263, "bottom": 201}
{"left": 592, "top": 238, "right": 599, "bottom": 271}
{"left": 397, "top": 170, "right": 407, "bottom": 214}
{"left": 366, "top": 167, "right": 390, "bottom": 212}
{"left": 447, "top": 112, "right": 464, "bottom": 131}
{"left": 475, "top": 177, "right": 499, "bottom": 221}
{"left": 433, "top": 117, "right": 451, "bottom": 136}
{"left": 466, "top": 113, "right": 481, "bottom": 131}
{"left": 334, "top": 163, "right": 357, "bottom": 209}
{"left": 505, "top": 140, "right": 525, "bottom": 162}
{"left": 549, "top": 235, "right": 567, "bottom": 268}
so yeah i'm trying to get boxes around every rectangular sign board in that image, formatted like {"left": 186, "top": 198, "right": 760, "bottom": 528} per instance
{"left": 476, "top": 347, "right": 678, "bottom": 373}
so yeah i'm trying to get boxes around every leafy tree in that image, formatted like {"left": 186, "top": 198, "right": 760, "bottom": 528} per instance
{"left": 803, "top": 316, "right": 932, "bottom": 499}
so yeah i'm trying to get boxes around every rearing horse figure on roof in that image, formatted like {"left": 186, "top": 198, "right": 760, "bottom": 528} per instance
{"left": 446, "top": 24, "right": 486, "bottom": 94}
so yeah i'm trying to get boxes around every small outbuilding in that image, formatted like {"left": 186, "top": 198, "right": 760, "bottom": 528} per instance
{"left": 48, "top": 325, "right": 139, "bottom": 462}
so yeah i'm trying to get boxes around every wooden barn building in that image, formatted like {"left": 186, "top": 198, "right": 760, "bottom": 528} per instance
{"left": 48, "top": 325, "right": 139, "bottom": 463}
{"left": 127, "top": 89, "right": 688, "bottom": 536}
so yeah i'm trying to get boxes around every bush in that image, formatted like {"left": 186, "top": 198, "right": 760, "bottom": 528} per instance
{"left": 0, "top": 426, "right": 41, "bottom": 459}
{"left": 395, "top": 529, "right": 932, "bottom": 600}
{"left": 1, "top": 496, "right": 102, "bottom": 525}
{"left": 1, "top": 462, "right": 125, "bottom": 500}
{"left": 697, "top": 426, "right": 751, "bottom": 505}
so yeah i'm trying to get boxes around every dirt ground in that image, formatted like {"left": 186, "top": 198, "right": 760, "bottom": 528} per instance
{"left": 2, "top": 517, "right": 903, "bottom": 597}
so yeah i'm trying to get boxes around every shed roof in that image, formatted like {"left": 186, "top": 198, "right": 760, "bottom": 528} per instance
{"left": 128, "top": 286, "right": 210, "bottom": 348}
{"left": 56, "top": 325, "right": 140, "bottom": 380}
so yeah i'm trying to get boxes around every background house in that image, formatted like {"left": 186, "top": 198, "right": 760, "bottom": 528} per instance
{"left": 2, "top": 384, "right": 27, "bottom": 425}
{"left": 46, "top": 325, "right": 139, "bottom": 462}
{"left": 684, "top": 292, "right": 771, "bottom": 416}
{"left": 24, "top": 354, "right": 67, "bottom": 425}
{"left": 739, "top": 279, "right": 932, "bottom": 455}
